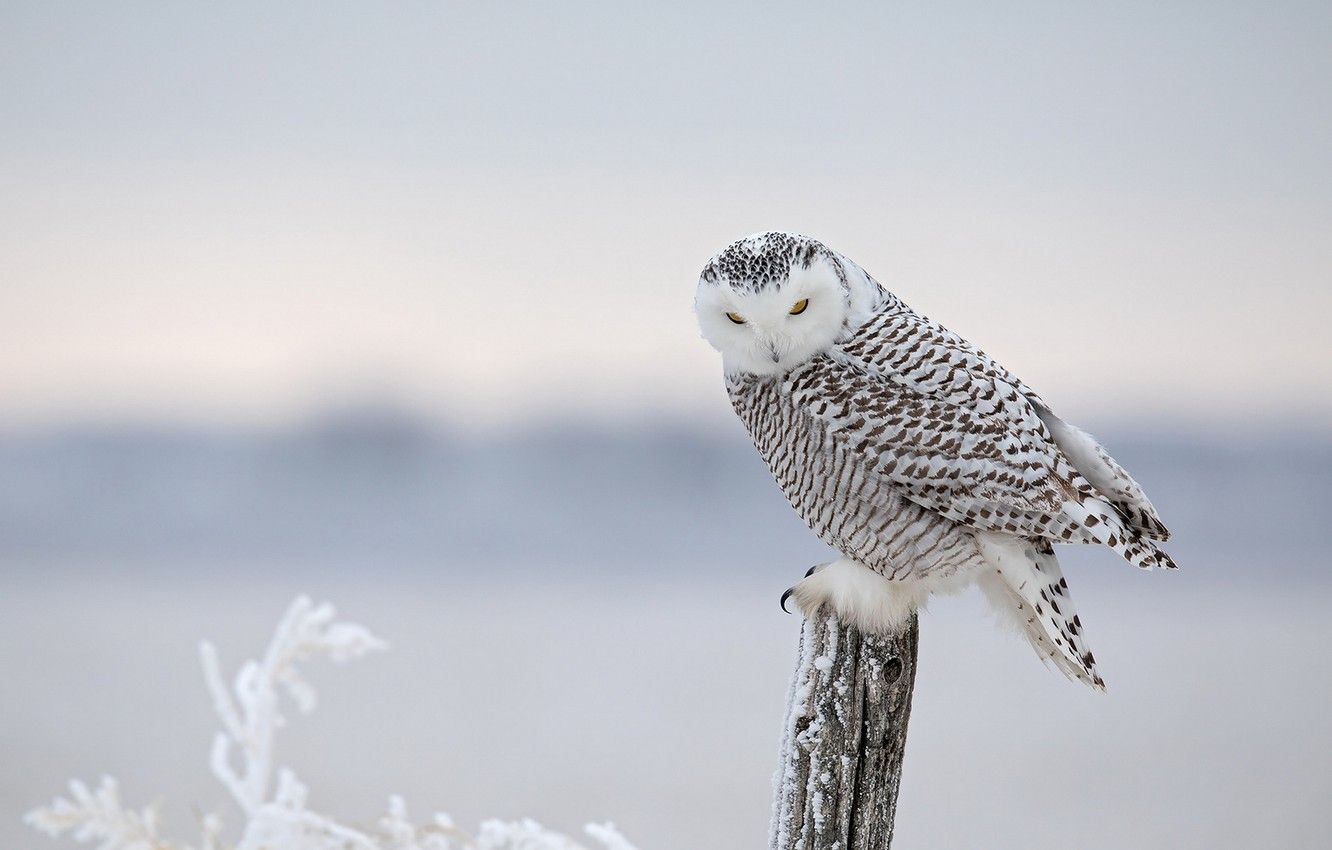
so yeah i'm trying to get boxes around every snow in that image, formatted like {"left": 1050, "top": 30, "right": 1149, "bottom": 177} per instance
{"left": 9, "top": 574, "right": 1331, "bottom": 850}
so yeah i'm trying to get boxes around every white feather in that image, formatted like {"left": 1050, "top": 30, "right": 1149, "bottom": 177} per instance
{"left": 974, "top": 532, "right": 1104, "bottom": 689}
{"left": 695, "top": 246, "right": 850, "bottom": 378}
{"left": 789, "top": 557, "right": 977, "bottom": 634}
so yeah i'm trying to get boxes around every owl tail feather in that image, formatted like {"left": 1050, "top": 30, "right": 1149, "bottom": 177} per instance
{"left": 975, "top": 532, "right": 1105, "bottom": 691}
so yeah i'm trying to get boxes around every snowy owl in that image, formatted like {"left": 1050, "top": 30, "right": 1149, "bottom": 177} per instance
{"left": 694, "top": 231, "right": 1175, "bottom": 689}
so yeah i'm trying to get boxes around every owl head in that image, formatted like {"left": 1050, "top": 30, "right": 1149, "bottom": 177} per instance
{"left": 695, "top": 232, "right": 884, "bottom": 376}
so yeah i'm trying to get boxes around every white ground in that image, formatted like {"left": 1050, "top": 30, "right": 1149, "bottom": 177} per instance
{"left": 3, "top": 570, "right": 1328, "bottom": 850}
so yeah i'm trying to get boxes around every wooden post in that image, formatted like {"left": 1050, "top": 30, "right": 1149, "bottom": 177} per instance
{"left": 769, "top": 607, "right": 919, "bottom": 850}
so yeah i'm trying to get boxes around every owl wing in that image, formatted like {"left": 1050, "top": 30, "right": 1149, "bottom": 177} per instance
{"left": 787, "top": 351, "right": 1080, "bottom": 542}
{"left": 786, "top": 305, "right": 1170, "bottom": 563}
{"left": 839, "top": 305, "right": 1170, "bottom": 540}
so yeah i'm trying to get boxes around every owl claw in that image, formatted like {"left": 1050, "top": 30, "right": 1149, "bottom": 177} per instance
{"left": 782, "top": 565, "right": 823, "bottom": 611}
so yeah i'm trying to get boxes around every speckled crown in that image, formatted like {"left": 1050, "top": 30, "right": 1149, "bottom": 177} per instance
{"left": 699, "top": 231, "right": 844, "bottom": 293}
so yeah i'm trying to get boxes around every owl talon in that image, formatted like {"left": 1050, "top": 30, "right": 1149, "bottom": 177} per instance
{"left": 805, "top": 564, "right": 821, "bottom": 577}
{"left": 780, "top": 587, "right": 795, "bottom": 613}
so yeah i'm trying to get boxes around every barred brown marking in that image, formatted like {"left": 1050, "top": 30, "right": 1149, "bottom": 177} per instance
{"left": 730, "top": 371, "right": 981, "bottom": 583}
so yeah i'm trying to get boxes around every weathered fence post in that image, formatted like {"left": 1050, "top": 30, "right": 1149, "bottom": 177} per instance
{"left": 769, "top": 607, "right": 919, "bottom": 850}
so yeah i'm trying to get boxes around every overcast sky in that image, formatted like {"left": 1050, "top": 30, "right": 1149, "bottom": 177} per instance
{"left": 2, "top": 1, "right": 1328, "bottom": 430}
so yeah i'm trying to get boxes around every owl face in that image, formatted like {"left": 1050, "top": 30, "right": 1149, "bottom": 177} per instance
{"left": 696, "top": 251, "right": 850, "bottom": 377}
{"left": 695, "top": 232, "right": 853, "bottom": 377}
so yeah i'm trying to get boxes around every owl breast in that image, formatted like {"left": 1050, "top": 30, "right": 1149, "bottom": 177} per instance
{"left": 728, "top": 366, "right": 981, "bottom": 581}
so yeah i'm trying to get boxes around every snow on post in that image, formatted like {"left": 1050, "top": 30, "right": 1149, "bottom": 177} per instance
{"left": 770, "top": 607, "right": 919, "bottom": 850}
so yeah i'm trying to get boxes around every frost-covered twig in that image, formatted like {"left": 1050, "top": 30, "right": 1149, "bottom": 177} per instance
{"left": 26, "top": 777, "right": 170, "bottom": 850}
{"left": 202, "top": 596, "right": 388, "bottom": 814}
{"left": 28, "top": 596, "right": 640, "bottom": 850}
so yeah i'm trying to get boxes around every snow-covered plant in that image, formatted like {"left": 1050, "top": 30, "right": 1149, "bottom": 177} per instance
{"left": 27, "top": 596, "right": 639, "bottom": 850}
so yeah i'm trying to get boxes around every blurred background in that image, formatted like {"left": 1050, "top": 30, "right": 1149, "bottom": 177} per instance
{"left": 2, "top": 2, "right": 1329, "bottom": 848}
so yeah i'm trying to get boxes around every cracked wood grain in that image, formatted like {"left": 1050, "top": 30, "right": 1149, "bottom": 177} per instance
{"left": 770, "top": 607, "right": 918, "bottom": 850}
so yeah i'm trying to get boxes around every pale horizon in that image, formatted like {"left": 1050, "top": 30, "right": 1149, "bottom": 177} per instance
{"left": 3, "top": 2, "right": 1329, "bottom": 432}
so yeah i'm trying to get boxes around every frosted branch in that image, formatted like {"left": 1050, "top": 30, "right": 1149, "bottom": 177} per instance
{"left": 25, "top": 777, "right": 171, "bottom": 850}
{"left": 202, "top": 595, "right": 388, "bottom": 813}
{"left": 28, "top": 596, "right": 641, "bottom": 850}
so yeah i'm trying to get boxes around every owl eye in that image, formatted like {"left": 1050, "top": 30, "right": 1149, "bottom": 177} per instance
{"left": 725, "top": 312, "right": 746, "bottom": 324}
{"left": 789, "top": 298, "right": 809, "bottom": 315}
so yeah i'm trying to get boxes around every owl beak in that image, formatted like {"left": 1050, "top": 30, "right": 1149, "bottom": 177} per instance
{"left": 756, "top": 333, "right": 784, "bottom": 364}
